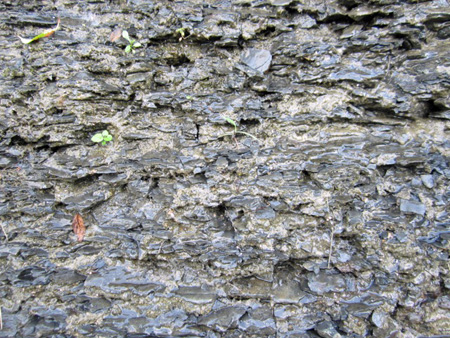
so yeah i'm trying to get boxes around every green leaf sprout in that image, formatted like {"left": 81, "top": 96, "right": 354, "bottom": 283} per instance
{"left": 122, "top": 30, "right": 142, "bottom": 54}
{"left": 219, "top": 116, "right": 258, "bottom": 144}
{"left": 176, "top": 27, "right": 188, "bottom": 41}
{"left": 91, "top": 130, "right": 113, "bottom": 146}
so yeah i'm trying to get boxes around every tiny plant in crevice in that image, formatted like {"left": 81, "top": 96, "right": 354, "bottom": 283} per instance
{"left": 91, "top": 130, "right": 113, "bottom": 145}
{"left": 219, "top": 116, "right": 258, "bottom": 145}
{"left": 176, "top": 27, "right": 188, "bottom": 41}
{"left": 122, "top": 30, "right": 142, "bottom": 53}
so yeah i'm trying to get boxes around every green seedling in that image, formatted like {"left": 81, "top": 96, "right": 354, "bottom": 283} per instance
{"left": 220, "top": 116, "right": 258, "bottom": 145}
{"left": 19, "top": 18, "right": 60, "bottom": 44}
{"left": 91, "top": 130, "right": 113, "bottom": 145}
{"left": 122, "top": 30, "right": 142, "bottom": 53}
{"left": 176, "top": 27, "right": 187, "bottom": 41}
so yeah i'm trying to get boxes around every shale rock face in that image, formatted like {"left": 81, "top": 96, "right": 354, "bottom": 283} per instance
{"left": 0, "top": 0, "right": 449, "bottom": 337}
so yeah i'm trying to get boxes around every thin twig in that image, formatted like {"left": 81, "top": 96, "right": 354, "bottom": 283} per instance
{"left": 326, "top": 198, "right": 334, "bottom": 269}
{"left": 328, "top": 230, "right": 334, "bottom": 269}
{"left": 0, "top": 306, "right": 3, "bottom": 330}
{"left": 158, "top": 240, "right": 165, "bottom": 254}
{"left": 0, "top": 223, "right": 7, "bottom": 242}
{"left": 232, "top": 136, "right": 240, "bottom": 148}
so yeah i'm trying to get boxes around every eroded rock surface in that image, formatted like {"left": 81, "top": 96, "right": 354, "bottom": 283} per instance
{"left": 0, "top": 0, "right": 449, "bottom": 337}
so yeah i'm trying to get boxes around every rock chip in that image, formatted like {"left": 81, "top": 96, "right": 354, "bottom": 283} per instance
{"left": 400, "top": 199, "right": 426, "bottom": 216}
{"left": 241, "top": 49, "right": 272, "bottom": 73}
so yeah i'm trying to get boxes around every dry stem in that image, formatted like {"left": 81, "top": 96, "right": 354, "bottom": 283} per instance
{"left": 0, "top": 223, "right": 7, "bottom": 241}
{"left": 326, "top": 198, "right": 334, "bottom": 269}
{"left": 328, "top": 230, "right": 334, "bottom": 269}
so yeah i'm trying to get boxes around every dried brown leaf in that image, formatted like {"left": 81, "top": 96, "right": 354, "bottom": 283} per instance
{"left": 110, "top": 28, "right": 122, "bottom": 42}
{"left": 72, "top": 213, "right": 86, "bottom": 242}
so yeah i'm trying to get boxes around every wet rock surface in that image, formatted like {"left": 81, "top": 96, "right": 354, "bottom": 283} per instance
{"left": 0, "top": 0, "right": 449, "bottom": 337}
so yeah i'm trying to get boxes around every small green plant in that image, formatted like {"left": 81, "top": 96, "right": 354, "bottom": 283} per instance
{"left": 220, "top": 116, "right": 258, "bottom": 144}
{"left": 176, "top": 28, "right": 187, "bottom": 41}
{"left": 91, "top": 130, "right": 113, "bottom": 145}
{"left": 122, "top": 30, "right": 142, "bottom": 53}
